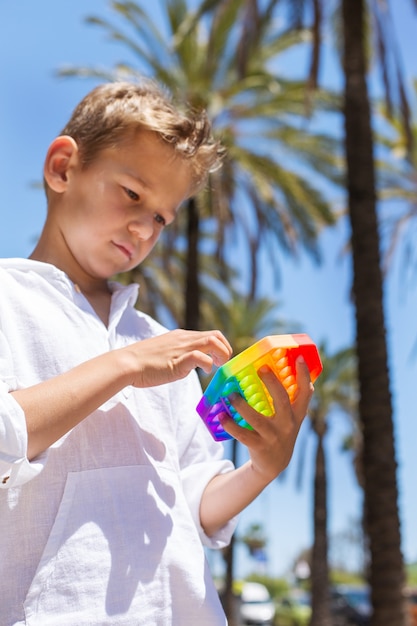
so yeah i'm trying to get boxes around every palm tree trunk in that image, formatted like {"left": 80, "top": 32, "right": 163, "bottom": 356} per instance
{"left": 184, "top": 197, "right": 201, "bottom": 330}
{"left": 342, "top": 1, "right": 407, "bottom": 624}
{"left": 309, "top": 428, "right": 332, "bottom": 626}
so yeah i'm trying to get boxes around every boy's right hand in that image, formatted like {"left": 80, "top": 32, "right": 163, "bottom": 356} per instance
{"left": 125, "top": 329, "right": 233, "bottom": 388}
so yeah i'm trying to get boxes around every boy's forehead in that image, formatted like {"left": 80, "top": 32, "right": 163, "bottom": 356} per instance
{"left": 128, "top": 130, "right": 192, "bottom": 174}
{"left": 116, "top": 128, "right": 178, "bottom": 163}
{"left": 145, "top": 128, "right": 183, "bottom": 152}
{"left": 96, "top": 129, "right": 169, "bottom": 163}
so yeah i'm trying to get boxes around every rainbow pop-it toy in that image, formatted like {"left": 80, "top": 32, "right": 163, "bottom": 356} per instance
{"left": 196, "top": 333, "right": 322, "bottom": 441}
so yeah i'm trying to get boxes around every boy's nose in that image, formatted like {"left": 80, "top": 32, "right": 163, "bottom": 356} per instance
{"left": 128, "top": 219, "right": 154, "bottom": 241}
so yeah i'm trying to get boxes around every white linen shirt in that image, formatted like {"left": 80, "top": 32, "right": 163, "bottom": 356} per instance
{"left": 0, "top": 259, "right": 236, "bottom": 626}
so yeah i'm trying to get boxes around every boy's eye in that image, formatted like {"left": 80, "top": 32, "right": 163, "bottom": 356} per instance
{"left": 154, "top": 213, "right": 166, "bottom": 227}
{"left": 124, "top": 187, "right": 139, "bottom": 201}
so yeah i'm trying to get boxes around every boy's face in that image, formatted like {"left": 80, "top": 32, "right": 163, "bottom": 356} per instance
{"left": 48, "top": 129, "right": 193, "bottom": 284}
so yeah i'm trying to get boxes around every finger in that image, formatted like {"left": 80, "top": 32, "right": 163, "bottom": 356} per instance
{"left": 218, "top": 409, "right": 260, "bottom": 445}
{"left": 197, "top": 331, "right": 233, "bottom": 366}
{"left": 294, "top": 355, "right": 313, "bottom": 391}
{"left": 227, "top": 392, "right": 273, "bottom": 436}
{"left": 291, "top": 356, "right": 314, "bottom": 422}
{"left": 177, "top": 350, "right": 215, "bottom": 375}
{"left": 257, "top": 365, "right": 292, "bottom": 409}
{"left": 166, "top": 330, "right": 232, "bottom": 370}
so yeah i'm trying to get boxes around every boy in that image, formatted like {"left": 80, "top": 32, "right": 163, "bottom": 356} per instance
{"left": 0, "top": 80, "right": 313, "bottom": 625}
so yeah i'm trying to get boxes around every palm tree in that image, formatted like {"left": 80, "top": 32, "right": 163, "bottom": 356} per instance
{"left": 285, "top": 1, "right": 413, "bottom": 623}
{"left": 307, "top": 344, "right": 359, "bottom": 626}
{"left": 58, "top": 0, "right": 340, "bottom": 330}
{"left": 342, "top": 1, "right": 408, "bottom": 623}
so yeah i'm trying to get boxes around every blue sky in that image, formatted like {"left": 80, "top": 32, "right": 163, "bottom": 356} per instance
{"left": 1, "top": 1, "right": 416, "bottom": 580}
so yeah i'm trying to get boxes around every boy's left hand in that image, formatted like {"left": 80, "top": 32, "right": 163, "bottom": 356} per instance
{"left": 220, "top": 356, "right": 314, "bottom": 485}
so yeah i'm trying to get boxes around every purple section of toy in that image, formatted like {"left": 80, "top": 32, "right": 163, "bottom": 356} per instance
{"left": 196, "top": 381, "right": 246, "bottom": 441}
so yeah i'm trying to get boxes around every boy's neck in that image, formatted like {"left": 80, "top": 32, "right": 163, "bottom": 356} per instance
{"left": 63, "top": 275, "right": 112, "bottom": 327}
{"left": 78, "top": 287, "right": 112, "bottom": 327}
{"left": 61, "top": 274, "right": 113, "bottom": 328}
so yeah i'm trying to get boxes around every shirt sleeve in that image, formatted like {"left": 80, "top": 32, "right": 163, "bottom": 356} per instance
{"left": 173, "top": 370, "right": 238, "bottom": 549}
{"left": 0, "top": 332, "right": 49, "bottom": 489}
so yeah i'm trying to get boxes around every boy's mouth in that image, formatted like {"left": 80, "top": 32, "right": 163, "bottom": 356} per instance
{"left": 113, "top": 242, "right": 133, "bottom": 260}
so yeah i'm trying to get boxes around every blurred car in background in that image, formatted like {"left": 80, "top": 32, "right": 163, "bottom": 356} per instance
{"left": 333, "top": 584, "right": 417, "bottom": 626}
{"left": 274, "top": 590, "right": 311, "bottom": 626}
{"left": 239, "top": 582, "right": 276, "bottom": 625}
{"left": 330, "top": 585, "right": 371, "bottom": 625}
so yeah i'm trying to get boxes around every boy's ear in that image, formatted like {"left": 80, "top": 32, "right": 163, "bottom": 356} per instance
{"left": 44, "top": 135, "right": 79, "bottom": 193}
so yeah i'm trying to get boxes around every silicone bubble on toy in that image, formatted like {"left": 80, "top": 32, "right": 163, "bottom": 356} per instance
{"left": 196, "top": 333, "right": 323, "bottom": 441}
